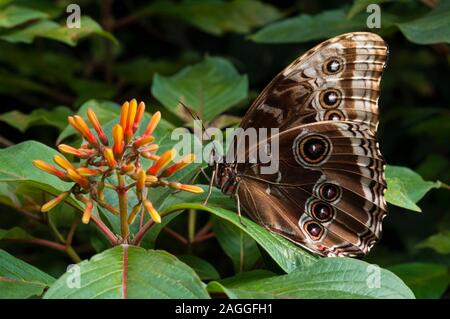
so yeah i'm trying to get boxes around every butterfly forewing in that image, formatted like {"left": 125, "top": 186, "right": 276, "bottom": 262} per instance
{"left": 218, "top": 32, "right": 388, "bottom": 257}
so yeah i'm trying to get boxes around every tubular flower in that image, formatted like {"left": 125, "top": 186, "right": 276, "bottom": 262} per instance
{"left": 103, "top": 147, "right": 117, "bottom": 168}
{"left": 161, "top": 154, "right": 196, "bottom": 177}
{"left": 147, "top": 149, "right": 176, "bottom": 175}
{"left": 82, "top": 200, "right": 94, "bottom": 224}
{"left": 112, "top": 124, "right": 124, "bottom": 158}
{"left": 144, "top": 111, "right": 161, "bottom": 136}
{"left": 33, "top": 160, "right": 67, "bottom": 180}
{"left": 143, "top": 199, "right": 161, "bottom": 224}
{"left": 53, "top": 155, "right": 76, "bottom": 171}
{"left": 33, "top": 98, "right": 203, "bottom": 239}
{"left": 87, "top": 108, "right": 108, "bottom": 145}
{"left": 41, "top": 191, "right": 70, "bottom": 212}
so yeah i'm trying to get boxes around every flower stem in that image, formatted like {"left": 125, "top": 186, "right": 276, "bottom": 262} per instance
{"left": 117, "top": 171, "right": 129, "bottom": 241}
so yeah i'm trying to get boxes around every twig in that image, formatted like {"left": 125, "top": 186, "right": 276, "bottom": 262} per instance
{"left": 5, "top": 238, "right": 66, "bottom": 251}
{"left": 132, "top": 219, "right": 154, "bottom": 246}
{"left": 0, "top": 135, "right": 14, "bottom": 147}
{"left": 164, "top": 227, "right": 189, "bottom": 245}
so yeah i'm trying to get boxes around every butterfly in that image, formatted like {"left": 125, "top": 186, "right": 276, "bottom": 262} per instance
{"left": 205, "top": 32, "right": 388, "bottom": 258}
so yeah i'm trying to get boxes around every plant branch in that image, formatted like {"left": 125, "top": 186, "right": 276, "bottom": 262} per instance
{"left": 164, "top": 227, "right": 189, "bottom": 245}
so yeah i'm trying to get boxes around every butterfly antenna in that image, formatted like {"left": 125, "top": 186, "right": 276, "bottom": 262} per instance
{"left": 179, "top": 99, "right": 220, "bottom": 164}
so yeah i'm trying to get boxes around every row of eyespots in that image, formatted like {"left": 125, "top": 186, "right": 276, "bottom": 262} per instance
{"left": 321, "top": 57, "right": 346, "bottom": 121}
{"left": 304, "top": 183, "right": 341, "bottom": 240}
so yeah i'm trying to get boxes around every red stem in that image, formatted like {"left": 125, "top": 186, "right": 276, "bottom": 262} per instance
{"left": 90, "top": 216, "right": 119, "bottom": 245}
{"left": 6, "top": 238, "right": 66, "bottom": 251}
{"left": 132, "top": 219, "right": 154, "bottom": 246}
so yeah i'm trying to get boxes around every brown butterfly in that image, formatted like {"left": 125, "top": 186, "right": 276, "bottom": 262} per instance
{"left": 205, "top": 32, "right": 388, "bottom": 258}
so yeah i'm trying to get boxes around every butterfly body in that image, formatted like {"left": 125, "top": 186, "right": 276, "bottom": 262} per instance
{"left": 213, "top": 32, "right": 388, "bottom": 257}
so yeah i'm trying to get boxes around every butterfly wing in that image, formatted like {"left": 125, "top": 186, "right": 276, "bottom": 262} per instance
{"left": 238, "top": 122, "right": 386, "bottom": 257}
{"left": 240, "top": 32, "right": 387, "bottom": 132}
{"left": 227, "top": 32, "right": 388, "bottom": 257}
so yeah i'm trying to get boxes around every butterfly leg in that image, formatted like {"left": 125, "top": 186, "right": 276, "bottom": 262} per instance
{"left": 202, "top": 169, "right": 215, "bottom": 206}
{"left": 234, "top": 186, "right": 246, "bottom": 228}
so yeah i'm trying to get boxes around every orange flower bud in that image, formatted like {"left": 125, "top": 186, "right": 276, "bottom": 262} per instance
{"left": 87, "top": 108, "right": 108, "bottom": 145}
{"left": 143, "top": 199, "right": 161, "bottom": 223}
{"left": 119, "top": 101, "right": 129, "bottom": 131}
{"left": 112, "top": 124, "right": 124, "bottom": 158}
{"left": 41, "top": 191, "right": 70, "bottom": 212}
{"left": 140, "top": 144, "right": 159, "bottom": 153}
{"left": 169, "top": 182, "right": 204, "bottom": 194}
{"left": 133, "top": 101, "right": 145, "bottom": 133}
{"left": 76, "top": 167, "right": 101, "bottom": 176}
{"left": 141, "top": 152, "right": 160, "bottom": 161}
{"left": 33, "top": 160, "right": 67, "bottom": 180}
{"left": 120, "top": 163, "right": 136, "bottom": 174}
{"left": 133, "top": 135, "right": 155, "bottom": 148}
{"left": 144, "top": 111, "right": 161, "bottom": 136}
{"left": 103, "top": 147, "right": 117, "bottom": 168}
{"left": 66, "top": 169, "right": 89, "bottom": 188}
{"left": 125, "top": 99, "right": 138, "bottom": 142}
{"left": 82, "top": 200, "right": 94, "bottom": 224}
{"left": 161, "top": 153, "right": 195, "bottom": 177}
{"left": 127, "top": 203, "right": 142, "bottom": 225}
{"left": 53, "top": 155, "right": 76, "bottom": 171}
{"left": 136, "top": 169, "right": 146, "bottom": 194}
{"left": 147, "top": 149, "right": 176, "bottom": 175}
{"left": 145, "top": 175, "right": 158, "bottom": 183}
{"left": 73, "top": 115, "right": 98, "bottom": 145}
{"left": 58, "top": 144, "right": 83, "bottom": 157}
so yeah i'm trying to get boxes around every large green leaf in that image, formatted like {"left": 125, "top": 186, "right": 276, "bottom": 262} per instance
{"left": 133, "top": 0, "right": 282, "bottom": 36}
{"left": 0, "top": 5, "right": 47, "bottom": 28}
{"left": 44, "top": 245, "right": 209, "bottom": 299}
{"left": 213, "top": 218, "right": 261, "bottom": 272}
{"left": 398, "top": 0, "right": 450, "bottom": 44}
{"left": 207, "top": 257, "right": 414, "bottom": 299}
{"left": 161, "top": 199, "right": 318, "bottom": 273}
{"left": 0, "top": 106, "right": 71, "bottom": 132}
{"left": 417, "top": 231, "right": 450, "bottom": 254}
{"left": 177, "top": 255, "right": 220, "bottom": 281}
{"left": 250, "top": 8, "right": 367, "bottom": 43}
{"left": 0, "top": 249, "right": 55, "bottom": 299}
{"left": 388, "top": 262, "right": 450, "bottom": 299}
{"left": 0, "top": 16, "right": 116, "bottom": 46}
{"left": 152, "top": 56, "right": 248, "bottom": 122}
{"left": 385, "top": 165, "right": 441, "bottom": 212}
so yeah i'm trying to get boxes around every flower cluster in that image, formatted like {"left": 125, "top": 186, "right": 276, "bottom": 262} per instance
{"left": 33, "top": 99, "right": 203, "bottom": 241}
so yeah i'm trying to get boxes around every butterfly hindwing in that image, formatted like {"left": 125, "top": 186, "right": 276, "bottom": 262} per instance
{"left": 238, "top": 121, "right": 387, "bottom": 257}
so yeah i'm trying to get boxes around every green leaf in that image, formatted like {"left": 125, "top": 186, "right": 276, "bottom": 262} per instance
{"left": 213, "top": 218, "right": 261, "bottom": 272}
{"left": 0, "top": 141, "right": 82, "bottom": 210}
{"left": 135, "top": 0, "right": 282, "bottom": 36}
{"left": 1, "top": 16, "right": 116, "bottom": 46}
{"left": 0, "top": 106, "right": 71, "bottom": 132}
{"left": 348, "top": 0, "right": 392, "bottom": 18}
{"left": 417, "top": 230, "right": 450, "bottom": 254}
{"left": 398, "top": 0, "right": 450, "bottom": 44}
{"left": 0, "top": 5, "right": 48, "bottom": 28}
{"left": 0, "top": 227, "right": 34, "bottom": 240}
{"left": 0, "top": 249, "right": 55, "bottom": 299}
{"left": 250, "top": 8, "right": 367, "bottom": 43}
{"left": 207, "top": 257, "right": 414, "bottom": 299}
{"left": 152, "top": 56, "right": 248, "bottom": 122}
{"left": 57, "top": 100, "right": 121, "bottom": 144}
{"left": 177, "top": 255, "right": 220, "bottom": 280}
{"left": 388, "top": 262, "right": 450, "bottom": 299}
{"left": 162, "top": 199, "right": 318, "bottom": 273}
{"left": 385, "top": 165, "right": 441, "bottom": 212}
{"left": 44, "top": 245, "right": 209, "bottom": 299}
